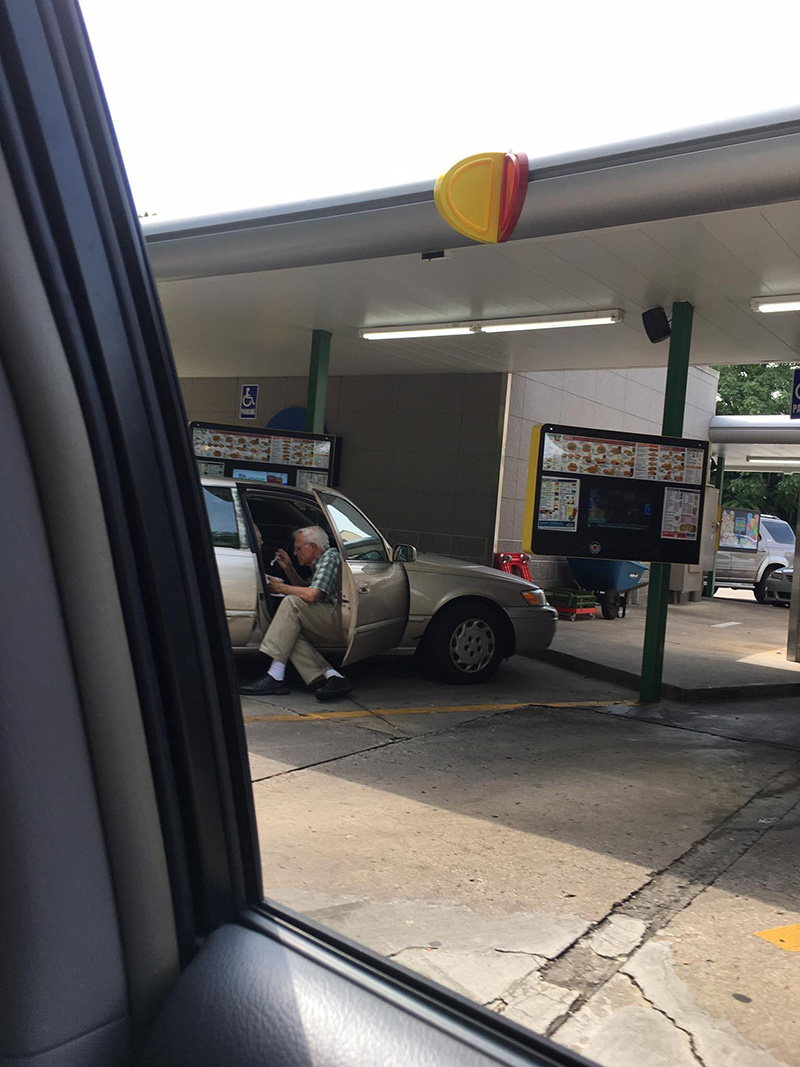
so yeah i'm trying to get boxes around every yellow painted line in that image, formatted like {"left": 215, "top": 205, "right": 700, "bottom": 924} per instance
{"left": 243, "top": 700, "right": 634, "bottom": 724}
{"left": 754, "top": 923, "right": 800, "bottom": 952}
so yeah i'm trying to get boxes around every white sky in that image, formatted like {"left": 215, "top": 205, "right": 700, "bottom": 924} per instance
{"left": 79, "top": 0, "right": 800, "bottom": 223}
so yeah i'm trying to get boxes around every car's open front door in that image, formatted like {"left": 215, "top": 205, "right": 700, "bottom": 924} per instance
{"left": 313, "top": 488, "right": 409, "bottom": 665}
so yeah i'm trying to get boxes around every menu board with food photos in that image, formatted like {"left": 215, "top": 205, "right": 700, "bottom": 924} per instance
{"left": 191, "top": 422, "right": 340, "bottom": 488}
{"left": 525, "top": 423, "right": 709, "bottom": 565}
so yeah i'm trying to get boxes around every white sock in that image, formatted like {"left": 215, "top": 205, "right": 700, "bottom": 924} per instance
{"left": 324, "top": 669, "right": 344, "bottom": 679}
{"left": 268, "top": 661, "right": 286, "bottom": 681}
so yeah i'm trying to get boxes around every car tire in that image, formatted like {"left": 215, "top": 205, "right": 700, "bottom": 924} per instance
{"left": 755, "top": 566, "right": 781, "bottom": 604}
{"left": 421, "top": 600, "right": 507, "bottom": 684}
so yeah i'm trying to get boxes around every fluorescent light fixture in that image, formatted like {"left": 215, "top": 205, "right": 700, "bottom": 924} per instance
{"left": 359, "top": 326, "right": 474, "bottom": 340}
{"left": 745, "top": 456, "right": 800, "bottom": 466}
{"left": 480, "top": 310, "right": 623, "bottom": 333}
{"left": 750, "top": 295, "right": 800, "bottom": 314}
{"left": 359, "top": 309, "right": 623, "bottom": 340}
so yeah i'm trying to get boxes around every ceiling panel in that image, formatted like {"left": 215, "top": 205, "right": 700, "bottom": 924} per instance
{"left": 157, "top": 201, "right": 800, "bottom": 378}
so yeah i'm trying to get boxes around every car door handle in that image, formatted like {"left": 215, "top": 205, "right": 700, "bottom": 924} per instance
{"left": 357, "top": 583, "right": 369, "bottom": 594}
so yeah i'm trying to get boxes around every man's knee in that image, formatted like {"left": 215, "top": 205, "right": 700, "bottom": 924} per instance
{"left": 275, "top": 594, "right": 303, "bottom": 618}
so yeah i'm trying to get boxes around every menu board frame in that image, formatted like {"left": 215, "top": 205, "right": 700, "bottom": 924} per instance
{"left": 523, "top": 423, "right": 709, "bottom": 564}
{"left": 191, "top": 421, "right": 342, "bottom": 488}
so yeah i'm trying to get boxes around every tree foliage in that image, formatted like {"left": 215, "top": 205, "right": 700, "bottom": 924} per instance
{"left": 715, "top": 362, "right": 800, "bottom": 525}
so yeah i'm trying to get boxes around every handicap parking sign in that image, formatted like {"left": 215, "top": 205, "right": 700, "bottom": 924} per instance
{"left": 240, "top": 384, "right": 258, "bottom": 420}
{"left": 792, "top": 368, "right": 800, "bottom": 419}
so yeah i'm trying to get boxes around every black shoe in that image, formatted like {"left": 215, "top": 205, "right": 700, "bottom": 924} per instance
{"left": 239, "top": 673, "right": 290, "bottom": 696}
{"left": 315, "top": 675, "right": 354, "bottom": 701}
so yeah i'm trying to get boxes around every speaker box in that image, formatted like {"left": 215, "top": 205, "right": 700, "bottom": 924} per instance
{"left": 642, "top": 307, "right": 671, "bottom": 343}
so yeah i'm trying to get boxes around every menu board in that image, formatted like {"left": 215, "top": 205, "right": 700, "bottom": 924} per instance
{"left": 193, "top": 425, "right": 330, "bottom": 469}
{"left": 718, "top": 508, "right": 760, "bottom": 551}
{"left": 543, "top": 432, "right": 704, "bottom": 486}
{"left": 526, "top": 423, "right": 709, "bottom": 565}
{"left": 661, "top": 488, "right": 701, "bottom": 540}
{"left": 197, "top": 460, "right": 225, "bottom": 477}
{"left": 296, "top": 470, "right": 329, "bottom": 491}
{"left": 537, "top": 477, "right": 580, "bottom": 532}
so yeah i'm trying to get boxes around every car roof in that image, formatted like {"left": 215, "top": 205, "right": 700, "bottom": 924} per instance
{"left": 201, "top": 475, "right": 314, "bottom": 498}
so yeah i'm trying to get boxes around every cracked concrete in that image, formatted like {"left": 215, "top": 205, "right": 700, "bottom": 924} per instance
{"left": 621, "top": 942, "right": 789, "bottom": 1067}
{"left": 556, "top": 972, "right": 703, "bottom": 1066}
{"left": 248, "top": 667, "right": 800, "bottom": 1067}
{"left": 588, "top": 914, "right": 648, "bottom": 958}
{"left": 390, "top": 946, "right": 542, "bottom": 1006}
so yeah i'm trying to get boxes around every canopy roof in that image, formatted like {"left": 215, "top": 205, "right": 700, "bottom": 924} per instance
{"left": 143, "top": 109, "right": 800, "bottom": 382}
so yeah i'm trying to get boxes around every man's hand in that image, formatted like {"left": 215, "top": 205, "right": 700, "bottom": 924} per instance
{"left": 274, "top": 548, "right": 292, "bottom": 573}
{"left": 267, "top": 575, "right": 322, "bottom": 604}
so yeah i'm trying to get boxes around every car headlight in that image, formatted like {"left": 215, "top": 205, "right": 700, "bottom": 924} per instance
{"left": 521, "top": 589, "right": 546, "bottom": 607}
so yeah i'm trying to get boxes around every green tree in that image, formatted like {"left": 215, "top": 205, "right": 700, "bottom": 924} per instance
{"left": 715, "top": 362, "right": 800, "bottom": 525}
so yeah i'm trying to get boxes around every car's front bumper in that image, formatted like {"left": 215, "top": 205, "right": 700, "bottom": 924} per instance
{"left": 506, "top": 604, "right": 558, "bottom": 656}
{"left": 764, "top": 578, "right": 792, "bottom": 604}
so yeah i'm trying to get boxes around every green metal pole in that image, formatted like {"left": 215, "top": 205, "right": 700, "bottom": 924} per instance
{"left": 640, "top": 301, "right": 694, "bottom": 703}
{"left": 702, "top": 455, "right": 725, "bottom": 598}
{"left": 305, "top": 329, "right": 331, "bottom": 434}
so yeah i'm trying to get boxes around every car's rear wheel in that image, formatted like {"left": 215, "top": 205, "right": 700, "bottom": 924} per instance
{"left": 755, "top": 565, "right": 781, "bottom": 604}
{"left": 421, "top": 600, "right": 507, "bottom": 684}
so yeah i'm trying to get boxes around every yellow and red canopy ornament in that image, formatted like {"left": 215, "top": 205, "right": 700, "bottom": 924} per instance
{"left": 434, "top": 151, "right": 528, "bottom": 244}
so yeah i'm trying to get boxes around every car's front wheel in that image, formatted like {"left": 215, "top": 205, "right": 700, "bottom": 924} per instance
{"left": 421, "top": 600, "right": 507, "bottom": 684}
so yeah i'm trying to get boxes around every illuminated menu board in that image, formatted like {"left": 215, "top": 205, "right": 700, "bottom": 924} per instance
{"left": 191, "top": 422, "right": 340, "bottom": 488}
{"left": 525, "top": 424, "right": 709, "bottom": 565}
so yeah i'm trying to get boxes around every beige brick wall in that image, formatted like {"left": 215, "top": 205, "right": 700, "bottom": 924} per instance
{"left": 181, "top": 372, "right": 507, "bottom": 564}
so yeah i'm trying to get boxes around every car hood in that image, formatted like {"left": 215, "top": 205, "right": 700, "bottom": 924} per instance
{"left": 404, "top": 552, "right": 540, "bottom": 590}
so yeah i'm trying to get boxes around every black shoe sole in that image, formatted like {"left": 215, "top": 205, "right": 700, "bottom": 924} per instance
{"left": 315, "top": 681, "right": 354, "bottom": 702}
{"left": 239, "top": 682, "right": 290, "bottom": 696}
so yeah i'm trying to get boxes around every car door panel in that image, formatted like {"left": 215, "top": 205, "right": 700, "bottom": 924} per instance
{"left": 140, "top": 920, "right": 579, "bottom": 1067}
{"left": 214, "top": 546, "right": 261, "bottom": 645}
{"left": 313, "top": 489, "right": 409, "bottom": 665}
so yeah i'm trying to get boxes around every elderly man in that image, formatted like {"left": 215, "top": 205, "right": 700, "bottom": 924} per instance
{"left": 240, "top": 525, "right": 354, "bottom": 701}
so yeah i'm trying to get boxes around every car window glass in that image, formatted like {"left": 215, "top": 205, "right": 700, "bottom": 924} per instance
{"left": 318, "top": 493, "right": 388, "bottom": 562}
{"left": 762, "top": 519, "right": 795, "bottom": 545}
{"left": 203, "top": 486, "right": 239, "bottom": 549}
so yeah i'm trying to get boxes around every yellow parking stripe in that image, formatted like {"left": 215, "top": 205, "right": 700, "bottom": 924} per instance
{"left": 754, "top": 923, "right": 800, "bottom": 952}
{"left": 243, "top": 700, "right": 633, "bottom": 724}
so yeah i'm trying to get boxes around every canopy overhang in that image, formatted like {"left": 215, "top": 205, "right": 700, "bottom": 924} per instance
{"left": 142, "top": 108, "right": 800, "bottom": 381}
{"left": 709, "top": 415, "right": 800, "bottom": 471}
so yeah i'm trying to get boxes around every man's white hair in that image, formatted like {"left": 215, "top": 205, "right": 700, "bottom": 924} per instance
{"left": 295, "top": 525, "right": 330, "bottom": 551}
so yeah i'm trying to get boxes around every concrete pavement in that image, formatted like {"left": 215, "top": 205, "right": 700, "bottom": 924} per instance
{"left": 241, "top": 649, "right": 800, "bottom": 1067}
{"left": 545, "top": 590, "right": 800, "bottom": 700}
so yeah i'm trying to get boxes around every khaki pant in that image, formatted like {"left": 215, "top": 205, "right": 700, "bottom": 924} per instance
{"left": 259, "top": 595, "right": 343, "bottom": 685}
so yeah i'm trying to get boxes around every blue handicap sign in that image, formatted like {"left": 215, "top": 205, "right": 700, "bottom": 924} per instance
{"left": 792, "top": 367, "right": 800, "bottom": 419}
{"left": 240, "top": 384, "right": 258, "bottom": 420}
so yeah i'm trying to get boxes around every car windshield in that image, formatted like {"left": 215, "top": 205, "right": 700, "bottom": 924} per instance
{"left": 762, "top": 519, "right": 795, "bottom": 545}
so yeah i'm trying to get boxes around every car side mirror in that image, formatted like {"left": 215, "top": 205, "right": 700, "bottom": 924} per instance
{"left": 392, "top": 544, "right": 417, "bottom": 563}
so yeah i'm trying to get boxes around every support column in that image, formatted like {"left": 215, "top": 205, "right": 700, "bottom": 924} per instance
{"left": 787, "top": 487, "right": 800, "bottom": 662}
{"left": 305, "top": 329, "right": 331, "bottom": 434}
{"left": 702, "top": 455, "right": 725, "bottom": 598}
{"left": 640, "top": 301, "right": 694, "bottom": 703}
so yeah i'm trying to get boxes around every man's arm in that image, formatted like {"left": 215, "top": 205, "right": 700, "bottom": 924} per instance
{"left": 267, "top": 576, "right": 321, "bottom": 603}
{"left": 273, "top": 548, "right": 306, "bottom": 586}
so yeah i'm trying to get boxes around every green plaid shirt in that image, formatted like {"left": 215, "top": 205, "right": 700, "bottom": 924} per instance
{"left": 310, "top": 547, "right": 340, "bottom": 603}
